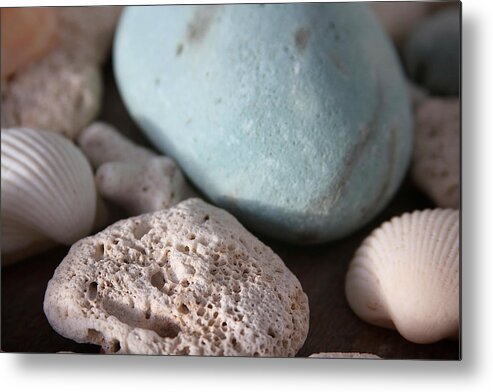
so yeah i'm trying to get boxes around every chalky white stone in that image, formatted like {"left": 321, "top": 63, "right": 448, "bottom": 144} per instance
{"left": 44, "top": 199, "right": 309, "bottom": 356}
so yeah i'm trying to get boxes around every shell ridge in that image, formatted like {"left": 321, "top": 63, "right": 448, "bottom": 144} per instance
{"left": 345, "top": 208, "right": 459, "bottom": 344}
{"left": 1, "top": 127, "right": 97, "bottom": 262}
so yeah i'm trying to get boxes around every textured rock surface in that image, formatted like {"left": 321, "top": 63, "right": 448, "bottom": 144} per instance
{"left": 309, "top": 352, "right": 381, "bottom": 359}
{"left": 78, "top": 122, "right": 156, "bottom": 168}
{"left": 114, "top": 4, "right": 413, "bottom": 244}
{"left": 96, "top": 157, "right": 193, "bottom": 216}
{"left": 44, "top": 198, "right": 309, "bottom": 356}
{"left": 412, "top": 97, "right": 460, "bottom": 208}
{"left": 404, "top": 7, "right": 460, "bottom": 96}
{"left": 79, "top": 121, "right": 194, "bottom": 216}
{"left": 1, "top": 7, "right": 121, "bottom": 139}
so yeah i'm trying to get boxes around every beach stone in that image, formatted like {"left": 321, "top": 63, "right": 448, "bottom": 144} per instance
{"left": 371, "top": 2, "right": 434, "bottom": 46}
{"left": 412, "top": 97, "right": 460, "bottom": 208}
{"left": 114, "top": 4, "right": 413, "bottom": 244}
{"left": 404, "top": 8, "right": 460, "bottom": 96}
{"left": 1, "top": 7, "right": 122, "bottom": 139}
{"left": 44, "top": 198, "right": 309, "bottom": 356}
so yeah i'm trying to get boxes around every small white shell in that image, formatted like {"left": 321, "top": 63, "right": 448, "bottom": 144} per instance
{"left": 345, "top": 209, "right": 459, "bottom": 344}
{"left": 1, "top": 127, "right": 97, "bottom": 264}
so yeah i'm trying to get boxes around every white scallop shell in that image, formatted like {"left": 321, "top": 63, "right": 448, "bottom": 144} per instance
{"left": 1, "top": 128, "right": 97, "bottom": 263}
{"left": 345, "top": 209, "right": 459, "bottom": 344}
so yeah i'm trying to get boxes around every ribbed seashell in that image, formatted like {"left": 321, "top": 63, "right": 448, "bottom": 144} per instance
{"left": 1, "top": 128, "right": 97, "bottom": 264}
{"left": 345, "top": 209, "right": 459, "bottom": 344}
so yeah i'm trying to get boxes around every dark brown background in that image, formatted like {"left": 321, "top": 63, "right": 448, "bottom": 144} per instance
{"left": 1, "top": 63, "right": 460, "bottom": 359}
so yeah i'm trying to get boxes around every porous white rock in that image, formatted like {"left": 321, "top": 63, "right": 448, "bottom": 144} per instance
{"left": 79, "top": 121, "right": 194, "bottom": 215}
{"left": 1, "top": 65, "right": 102, "bottom": 139}
{"left": 44, "top": 198, "right": 309, "bottom": 356}
{"left": 1, "top": 7, "right": 121, "bottom": 139}
{"left": 412, "top": 97, "right": 460, "bottom": 208}
{"left": 96, "top": 157, "right": 193, "bottom": 216}
{"left": 309, "top": 352, "right": 381, "bottom": 359}
{"left": 77, "top": 122, "right": 157, "bottom": 168}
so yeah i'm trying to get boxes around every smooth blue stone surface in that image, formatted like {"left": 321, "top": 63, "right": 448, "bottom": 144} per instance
{"left": 404, "top": 8, "right": 460, "bottom": 96}
{"left": 114, "top": 3, "right": 413, "bottom": 244}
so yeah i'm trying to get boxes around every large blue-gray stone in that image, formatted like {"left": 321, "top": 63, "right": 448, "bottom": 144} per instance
{"left": 404, "top": 8, "right": 461, "bottom": 96}
{"left": 114, "top": 4, "right": 413, "bottom": 244}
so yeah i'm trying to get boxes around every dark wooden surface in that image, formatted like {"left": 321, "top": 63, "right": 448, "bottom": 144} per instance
{"left": 1, "top": 63, "right": 460, "bottom": 359}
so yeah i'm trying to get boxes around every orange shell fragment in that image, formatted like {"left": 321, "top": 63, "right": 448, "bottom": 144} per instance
{"left": 1, "top": 7, "right": 58, "bottom": 78}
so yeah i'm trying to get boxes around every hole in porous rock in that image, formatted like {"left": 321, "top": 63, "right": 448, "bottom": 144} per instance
{"left": 102, "top": 298, "right": 181, "bottom": 339}
{"left": 203, "top": 215, "right": 209, "bottom": 222}
{"left": 178, "top": 304, "right": 190, "bottom": 314}
{"left": 268, "top": 327, "right": 276, "bottom": 339}
{"left": 109, "top": 339, "right": 121, "bottom": 353}
{"left": 177, "top": 346, "right": 190, "bottom": 355}
{"left": 212, "top": 293, "right": 221, "bottom": 302}
{"left": 150, "top": 271, "right": 165, "bottom": 290}
{"left": 133, "top": 222, "right": 151, "bottom": 240}
{"left": 95, "top": 244, "right": 105, "bottom": 260}
{"left": 87, "top": 329, "right": 104, "bottom": 345}
{"left": 87, "top": 282, "right": 98, "bottom": 300}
